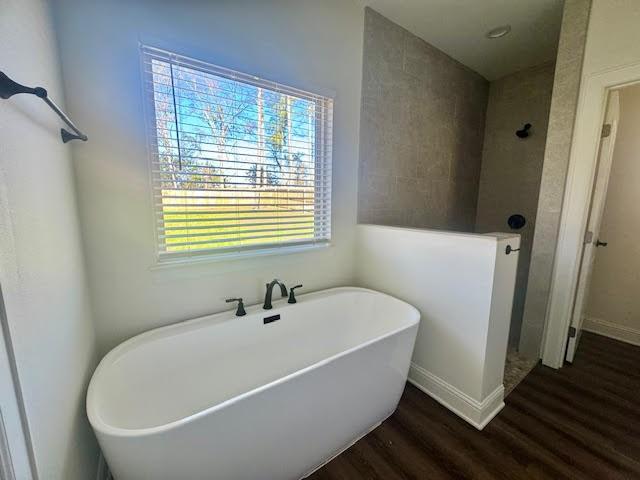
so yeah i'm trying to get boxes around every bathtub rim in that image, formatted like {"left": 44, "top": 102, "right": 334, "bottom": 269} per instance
{"left": 87, "top": 286, "right": 419, "bottom": 438}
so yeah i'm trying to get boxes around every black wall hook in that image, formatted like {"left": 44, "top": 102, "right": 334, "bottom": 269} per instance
{"left": 0, "top": 71, "right": 87, "bottom": 143}
{"left": 505, "top": 245, "right": 520, "bottom": 255}
{"left": 516, "top": 123, "right": 532, "bottom": 138}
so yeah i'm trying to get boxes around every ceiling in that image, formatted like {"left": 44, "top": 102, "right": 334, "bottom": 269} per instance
{"left": 360, "top": 0, "right": 564, "bottom": 80}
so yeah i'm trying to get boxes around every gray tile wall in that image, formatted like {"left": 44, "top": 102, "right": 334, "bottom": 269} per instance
{"left": 519, "top": 0, "right": 592, "bottom": 358}
{"left": 475, "top": 63, "right": 556, "bottom": 348}
{"left": 358, "top": 8, "right": 488, "bottom": 231}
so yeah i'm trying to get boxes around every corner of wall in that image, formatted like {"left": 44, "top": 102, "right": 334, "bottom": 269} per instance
{"left": 0, "top": 0, "right": 101, "bottom": 478}
{"left": 518, "top": 0, "right": 593, "bottom": 360}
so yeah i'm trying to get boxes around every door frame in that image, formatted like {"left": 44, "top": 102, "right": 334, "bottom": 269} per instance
{"left": 541, "top": 61, "right": 640, "bottom": 369}
{"left": 0, "top": 284, "right": 35, "bottom": 480}
{"left": 564, "top": 90, "right": 619, "bottom": 363}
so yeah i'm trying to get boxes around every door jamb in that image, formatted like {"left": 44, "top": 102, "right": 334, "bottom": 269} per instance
{"left": 0, "top": 284, "right": 36, "bottom": 479}
{"left": 541, "top": 61, "right": 640, "bottom": 369}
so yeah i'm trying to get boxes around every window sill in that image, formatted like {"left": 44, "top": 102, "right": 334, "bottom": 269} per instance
{"left": 149, "top": 242, "right": 331, "bottom": 271}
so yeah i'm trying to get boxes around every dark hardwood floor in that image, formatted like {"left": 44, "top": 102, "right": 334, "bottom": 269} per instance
{"left": 310, "top": 332, "right": 640, "bottom": 480}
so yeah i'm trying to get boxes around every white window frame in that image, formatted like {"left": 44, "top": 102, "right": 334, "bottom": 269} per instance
{"left": 141, "top": 46, "right": 333, "bottom": 263}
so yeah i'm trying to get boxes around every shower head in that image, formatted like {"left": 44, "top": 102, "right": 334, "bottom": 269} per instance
{"left": 516, "top": 123, "right": 532, "bottom": 138}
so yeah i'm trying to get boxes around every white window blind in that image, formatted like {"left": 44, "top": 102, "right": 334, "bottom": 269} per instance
{"left": 142, "top": 46, "right": 333, "bottom": 260}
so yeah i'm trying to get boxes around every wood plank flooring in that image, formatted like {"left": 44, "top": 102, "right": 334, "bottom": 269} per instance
{"left": 310, "top": 332, "right": 640, "bottom": 480}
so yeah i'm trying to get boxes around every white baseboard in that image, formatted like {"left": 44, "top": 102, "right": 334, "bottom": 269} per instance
{"left": 583, "top": 317, "right": 640, "bottom": 347}
{"left": 408, "top": 363, "right": 504, "bottom": 430}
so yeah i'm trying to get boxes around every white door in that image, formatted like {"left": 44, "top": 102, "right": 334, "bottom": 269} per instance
{"left": 565, "top": 91, "right": 620, "bottom": 363}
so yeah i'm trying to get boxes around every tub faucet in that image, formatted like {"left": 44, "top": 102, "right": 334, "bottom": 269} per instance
{"left": 263, "top": 279, "right": 288, "bottom": 310}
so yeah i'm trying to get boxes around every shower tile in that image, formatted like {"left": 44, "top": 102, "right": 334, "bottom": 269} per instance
{"left": 358, "top": 7, "right": 488, "bottom": 231}
{"left": 520, "top": 0, "right": 592, "bottom": 357}
{"left": 475, "top": 63, "right": 556, "bottom": 347}
{"left": 504, "top": 349, "right": 538, "bottom": 396}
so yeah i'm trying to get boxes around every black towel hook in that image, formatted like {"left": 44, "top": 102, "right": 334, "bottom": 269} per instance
{"left": 0, "top": 71, "right": 87, "bottom": 143}
{"left": 505, "top": 245, "right": 520, "bottom": 255}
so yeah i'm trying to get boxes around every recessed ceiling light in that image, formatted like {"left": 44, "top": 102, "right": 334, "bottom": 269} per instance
{"left": 486, "top": 25, "right": 511, "bottom": 39}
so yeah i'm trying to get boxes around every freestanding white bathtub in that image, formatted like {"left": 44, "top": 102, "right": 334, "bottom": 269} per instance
{"left": 87, "top": 287, "right": 419, "bottom": 480}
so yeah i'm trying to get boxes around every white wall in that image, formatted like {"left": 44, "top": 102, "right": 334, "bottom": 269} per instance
{"left": 51, "top": 0, "right": 364, "bottom": 352}
{"left": 581, "top": 0, "right": 640, "bottom": 75}
{"left": 0, "top": 0, "right": 99, "bottom": 478}
{"left": 584, "top": 83, "right": 640, "bottom": 345}
{"left": 355, "top": 225, "right": 519, "bottom": 429}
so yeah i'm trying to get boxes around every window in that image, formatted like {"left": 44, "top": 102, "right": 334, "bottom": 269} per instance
{"left": 142, "top": 46, "right": 333, "bottom": 261}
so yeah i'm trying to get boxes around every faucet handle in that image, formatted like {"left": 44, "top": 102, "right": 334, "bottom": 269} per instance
{"left": 288, "top": 285, "right": 303, "bottom": 304}
{"left": 225, "top": 298, "right": 246, "bottom": 317}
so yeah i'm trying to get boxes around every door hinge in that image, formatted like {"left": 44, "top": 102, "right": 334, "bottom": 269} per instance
{"left": 601, "top": 123, "right": 612, "bottom": 138}
{"left": 584, "top": 230, "right": 593, "bottom": 244}
{"left": 568, "top": 326, "right": 577, "bottom": 338}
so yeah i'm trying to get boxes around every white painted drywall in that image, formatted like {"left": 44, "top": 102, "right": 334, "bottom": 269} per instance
{"left": 51, "top": 0, "right": 364, "bottom": 352}
{"left": 581, "top": 0, "right": 640, "bottom": 75}
{"left": 0, "top": 0, "right": 99, "bottom": 478}
{"left": 482, "top": 233, "right": 521, "bottom": 398}
{"left": 355, "top": 225, "right": 519, "bottom": 427}
{"left": 584, "top": 84, "right": 640, "bottom": 343}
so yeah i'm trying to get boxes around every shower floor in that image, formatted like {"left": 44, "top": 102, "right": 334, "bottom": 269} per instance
{"left": 504, "top": 349, "right": 538, "bottom": 396}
